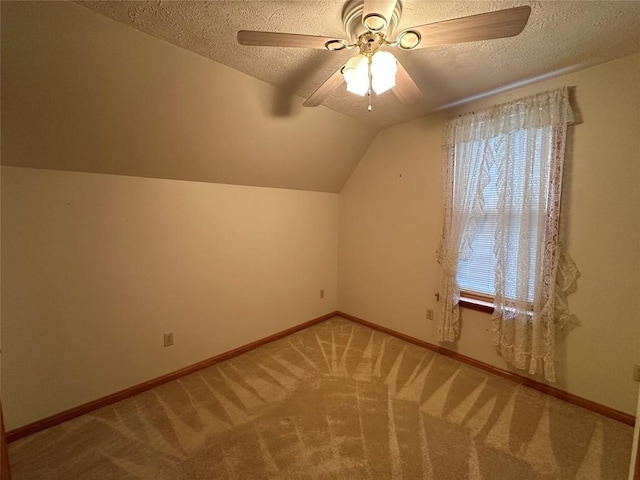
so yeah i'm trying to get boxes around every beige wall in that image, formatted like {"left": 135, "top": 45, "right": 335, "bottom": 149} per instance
{"left": 1, "top": 167, "right": 339, "bottom": 429}
{"left": 339, "top": 53, "right": 640, "bottom": 415}
{"left": 1, "top": 0, "right": 351, "bottom": 431}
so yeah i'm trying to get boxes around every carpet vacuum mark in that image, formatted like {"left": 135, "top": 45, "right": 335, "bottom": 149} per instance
{"left": 8, "top": 317, "right": 633, "bottom": 479}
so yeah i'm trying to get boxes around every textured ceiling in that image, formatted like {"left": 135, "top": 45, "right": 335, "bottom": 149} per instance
{"left": 77, "top": 0, "right": 640, "bottom": 129}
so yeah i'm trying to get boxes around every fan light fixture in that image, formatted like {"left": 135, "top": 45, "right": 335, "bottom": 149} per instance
{"left": 343, "top": 51, "right": 398, "bottom": 98}
{"left": 237, "top": 1, "right": 532, "bottom": 109}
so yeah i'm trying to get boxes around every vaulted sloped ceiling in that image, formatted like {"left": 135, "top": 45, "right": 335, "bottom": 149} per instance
{"left": 1, "top": 1, "right": 376, "bottom": 193}
{"left": 2, "top": 1, "right": 640, "bottom": 192}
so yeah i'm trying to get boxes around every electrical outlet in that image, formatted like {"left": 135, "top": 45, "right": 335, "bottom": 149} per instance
{"left": 320, "top": 289, "right": 325, "bottom": 299}
{"left": 426, "top": 309, "right": 434, "bottom": 320}
{"left": 633, "top": 364, "right": 640, "bottom": 382}
{"left": 164, "top": 332, "right": 174, "bottom": 347}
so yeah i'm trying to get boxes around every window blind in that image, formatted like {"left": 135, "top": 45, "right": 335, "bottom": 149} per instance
{"left": 456, "top": 128, "right": 547, "bottom": 303}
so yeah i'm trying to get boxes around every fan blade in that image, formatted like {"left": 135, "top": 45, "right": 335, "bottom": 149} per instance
{"left": 303, "top": 68, "right": 345, "bottom": 107}
{"left": 363, "top": 0, "right": 398, "bottom": 31}
{"left": 392, "top": 61, "right": 422, "bottom": 105}
{"left": 396, "top": 6, "right": 531, "bottom": 49}
{"left": 238, "top": 31, "right": 345, "bottom": 49}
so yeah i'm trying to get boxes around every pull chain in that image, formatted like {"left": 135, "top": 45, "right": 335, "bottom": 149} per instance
{"left": 367, "top": 54, "right": 373, "bottom": 112}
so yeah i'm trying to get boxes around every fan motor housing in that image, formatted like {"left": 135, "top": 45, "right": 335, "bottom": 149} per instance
{"left": 342, "top": 0, "right": 403, "bottom": 41}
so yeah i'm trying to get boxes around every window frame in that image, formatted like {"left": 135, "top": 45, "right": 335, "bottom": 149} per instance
{"left": 459, "top": 291, "right": 495, "bottom": 314}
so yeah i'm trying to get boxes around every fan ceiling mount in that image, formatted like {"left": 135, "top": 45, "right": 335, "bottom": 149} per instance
{"left": 238, "top": 0, "right": 531, "bottom": 109}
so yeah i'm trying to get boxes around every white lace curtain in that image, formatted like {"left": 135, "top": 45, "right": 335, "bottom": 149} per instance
{"left": 437, "top": 87, "right": 578, "bottom": 381}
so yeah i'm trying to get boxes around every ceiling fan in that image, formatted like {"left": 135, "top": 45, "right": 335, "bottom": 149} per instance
{"left": 238, "top": 0, "right": 531, "bottom": 109}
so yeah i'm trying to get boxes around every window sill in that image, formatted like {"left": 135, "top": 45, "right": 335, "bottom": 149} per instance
{"left": 459, "top": 295, "right": 495, "bottom": 314}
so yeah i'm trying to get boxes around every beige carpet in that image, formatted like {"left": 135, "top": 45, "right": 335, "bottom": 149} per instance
{"left": 8, "top": 317, "right": 633, "bottom": 479}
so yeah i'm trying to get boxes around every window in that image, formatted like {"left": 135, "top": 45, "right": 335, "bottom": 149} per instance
{"left": 437, "top": 87, "right": 577, "bottom": 382}
{"left": 456, "top": 129, "right": 549, "bottom": 304}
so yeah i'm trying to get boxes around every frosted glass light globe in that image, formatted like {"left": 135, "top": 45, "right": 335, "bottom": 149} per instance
{"left": 343, "top": 54, "right": 369, "bottom": 96}
{"left": 370, "top": 51, "right": 397, "bottom": 94}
